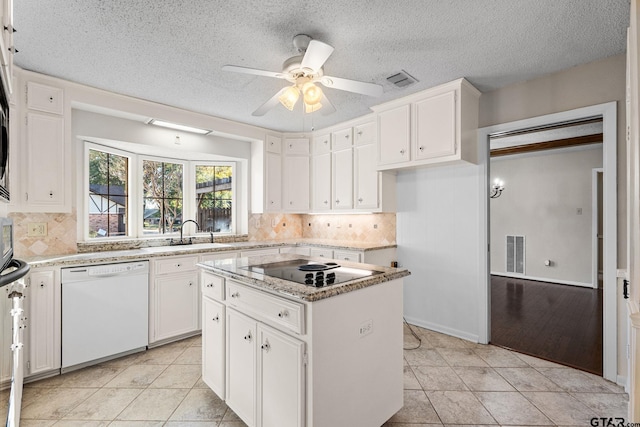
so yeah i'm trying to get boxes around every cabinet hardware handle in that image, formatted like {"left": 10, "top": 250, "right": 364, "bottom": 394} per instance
{"left": 278, "top": 310, "right": 289, "bottom": 318}
{"left": 270, "top": 200, "right": 274, "bottom": 204}
{"left": 419, "top": 146, "right": 425, "bottom": 151}
{"left": 357, "top": 130, "right": 363, "bottom": 136}
{"left": 400, "top": 149, "right": 405, "bottom": 155}
{"left": 323, "top": 200, "right": 328, "bottom": 204}
{"left": 231, "top": 292, "right": 239, "bottom": 298}
{"left": 324, "top": 140, "right": 328, "bottom": 144}
{"left": 40, "top": 282, "right": 44, "bottom": 288}
{"left": 289, "top": 201, "right": 293, "bottom": 205}
{"left": 345, "top": 134, "right": 349, "bottom": 139}
{"left": 176, "top": 263, "right": 181, "bottom": 267}
{"left": 358, "top": 198, "right": 363, "bottom": 203}
{"left": 49, "top": 191, "right": 53, "bottom": 197}
{"left": 188, "top": 282, "right": 193, "bottom": 286}
{"left": 244, "top": 332, "right": 252, "bottom": 341}
{"left": 261, "top": 342, "right": 271, "bottom": 351}
{"left": 212, "top": 315, "right": 219, "bottom": 322}
{"left": 335, "top": 199, "right": 340, "bottom": 204}
{"left": 289, "top": 144, "right": 293, "bottom": 149}
{"left": 207, "top": 283, "right": 213, "bottom": 288}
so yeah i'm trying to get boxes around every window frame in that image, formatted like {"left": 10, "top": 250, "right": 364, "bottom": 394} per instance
{"left": 83, "top": 142, "right": 237, "bottom": 241}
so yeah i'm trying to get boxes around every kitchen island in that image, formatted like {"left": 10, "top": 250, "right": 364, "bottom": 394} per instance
{"left": 198, "top": 254, "right": 410, "bottom": 427}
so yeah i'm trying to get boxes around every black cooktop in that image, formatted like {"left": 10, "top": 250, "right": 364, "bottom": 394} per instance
{"left": 240, "top": 258, "right": 383, "bottom": 287}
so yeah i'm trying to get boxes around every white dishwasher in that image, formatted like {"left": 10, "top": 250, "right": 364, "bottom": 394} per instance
{"left": 61, "top": 260, "right": 149, "bottom": 372}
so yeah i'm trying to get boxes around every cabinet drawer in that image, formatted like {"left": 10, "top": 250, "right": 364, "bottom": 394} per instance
{"left": 200, "top": 252, "right": 238, "bottom": 263}
{"left": 27, "top": 82, "right": 64, "bottom": 114}
{"left": 354, "top": 121, "right": 376, "bottom": 146}
{"left": 333, "top": 250, "right": 361, "bottom": 263}
{"left": 226, "top": 281, "right": 305, "bottom": 335}
{"left": 310, "top": 248, "right": 333, "bottom": 258}
{"left": 154, "top": 255, "right": 199, "bottom": 275}
{"left": 240, "top": 248, "right": 281, "bottom": 258}
{"left": 201, "top": 271, "right": 225, "bottom": 301}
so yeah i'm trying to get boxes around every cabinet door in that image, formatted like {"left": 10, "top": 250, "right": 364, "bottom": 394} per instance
{"left": 332, "top": 127, "right": 352, "bottom": 151}
{"left": 312, "top": 134, "right": 330, "bottom": 155}
{"left": 226, "top": 309, "right": 256, "bottom": 426}
{"left": 258, "top": 323, "right": 305, "bottom": 427}
{"left": 332, "top": 148, "right": 353, "bottom": 209}
{"left": 414, "top": 90, "right": 456, "bottom": 160}
{"left": 283, "top": 155, "right": 310, "bottom": 212}
{"left": 153, "top": 271, "right": 199, "bottom": 342}
{"left": 26, "top": 112, "right": 65, "bottom": 207}
{"left": 203, "top": 297, "right": 225, "bottom": 399}
{"left": 311, "top": 152, "right": 331, "bottom": 211}
{"left": 354, "top": 121, "right": 376, "bottom": 146}
{"left": 265, "top": 135, "right": 281, "bottom": 154}
{"left": 354, "top": 143, "right": 379, "bottom": 210}
{"left": 27, "top": 82, "right": 64, "bottom": 114}
{"left": 265, "top": 151, "right": 282, "bottom": 212}
{"left": 28, "top": 270, "right": 58, "bottom": 376}
{"left": 284, "top": 138, "right": 310, "bottom": 155}
{"left": 378, "top": 104, "right": 411, "bottom": 166}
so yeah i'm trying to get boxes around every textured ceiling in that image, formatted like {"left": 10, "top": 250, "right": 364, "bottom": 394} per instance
{"left": 13, "top": 1, "right": 630, "bottom": 133}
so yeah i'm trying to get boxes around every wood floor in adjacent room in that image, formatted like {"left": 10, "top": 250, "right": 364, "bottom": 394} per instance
{"left": 490, "top": 275, "right": 603, "bottom": 376}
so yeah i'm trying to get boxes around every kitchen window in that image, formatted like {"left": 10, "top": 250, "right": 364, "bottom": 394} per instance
{"left": 84, "top": 143, "right": 235, "bottom": 240}
{"left": 142, "top": 159, "right": 184, "bottom": 235}
{"left": 88, "top": 148, "right": 129, "bottom": 238}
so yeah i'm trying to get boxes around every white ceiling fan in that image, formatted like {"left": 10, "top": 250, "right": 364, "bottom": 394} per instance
{"left": 222, "top": 34, "right": 384, "bottom": 116}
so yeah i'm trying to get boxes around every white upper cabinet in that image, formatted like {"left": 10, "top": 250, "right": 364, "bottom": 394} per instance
{"left": 377, "top": 104, "right": 411, "bottom": 167}
{"left": 354, "top": 142, "right": 379, "bottom": 210}
{"left": 264, "top": 135, "right": 282, "bottom": 212}
{"left": 331, "top": 145, "right": 353, "bottom": 210}
{"left": 282, "top": 137, "right": 310, "bottom": 212}
{"left": 311, "top": 134, "right": 331, "bottom": 211}
{"left": 373, "top": 78, "right": 480, "bottom": 171}
{"left": 27, "top": 81, "right": 64, "bottom": 115}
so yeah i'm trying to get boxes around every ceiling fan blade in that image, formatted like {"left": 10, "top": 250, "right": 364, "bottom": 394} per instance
{"left": 252, "top": 87, "right": 288, "bottom": 116}
{"left": 320, "top": 75, "right": 383, "bottom": 97}
{"left": 300, "top": 40, "right": 334, "bottom": 72}
{"left": 320, "top": 94, "right": 336, "bottom": 116}
{"left": 222, "top": 65, "right": 286, "bottom": 79}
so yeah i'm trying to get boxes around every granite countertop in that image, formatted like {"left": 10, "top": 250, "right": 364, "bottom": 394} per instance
{"left": 24, "top": 239, "right": 397, "bottom": 268}
{"left": 198, "top": 253, "right": 410, "bottom": 302}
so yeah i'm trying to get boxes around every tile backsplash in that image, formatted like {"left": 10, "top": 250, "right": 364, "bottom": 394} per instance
{"left": 249, "top": 213, "right": 396, "bottom": 244}
{"left": 10, "top": 212, "right": 78, "bottom": 257}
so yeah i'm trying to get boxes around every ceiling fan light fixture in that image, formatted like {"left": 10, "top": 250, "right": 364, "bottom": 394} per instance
{"left": 304, "top": 102, "right": 323, "bottom": 114}
{"left": 279, "top": 86, "right": 300, "bottom": 111}
{"left": 302, "top": 82, "right": 323, "bottom": 105}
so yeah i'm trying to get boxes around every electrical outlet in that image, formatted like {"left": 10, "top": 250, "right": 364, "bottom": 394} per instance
{"left": 28, "top": 222, "right": 47, "bottom": 237}
{"left": 359, "top": 319, "right": 373, "bottom": 338}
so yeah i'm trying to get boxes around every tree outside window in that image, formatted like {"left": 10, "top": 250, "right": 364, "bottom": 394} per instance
{"left": 143, "top": 160, "right": 183, "bottom": 234}
{"left": 196, "top": 165, "right": 232, "bottom": 233}
{"left": 88, "top": 149, "right": 128, "bottom": 238}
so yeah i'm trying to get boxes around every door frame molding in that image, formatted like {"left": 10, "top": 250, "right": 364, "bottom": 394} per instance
{"left": 477, "top": 101, "right": 617, "bottom": 381}
{"left": 593, "top": 168, "right": 604, "bottom": 290}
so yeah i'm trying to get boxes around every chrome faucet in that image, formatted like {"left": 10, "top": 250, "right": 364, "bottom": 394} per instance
{"left": 170, "top": 219, "right": 199, "bottom": 245}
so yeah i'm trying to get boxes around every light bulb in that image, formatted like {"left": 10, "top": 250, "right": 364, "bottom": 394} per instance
{"left": 302, "top": 82, "right": 323, "bottom": 105}
{"left": 278, "top": 86, "right": 300, "bottom": 111}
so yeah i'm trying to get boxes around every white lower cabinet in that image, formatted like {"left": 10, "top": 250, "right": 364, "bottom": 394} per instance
{"left": 27, "top": 269, "right": 60, "bottom": 376}
{"left": 226, "top": 308, "right": 257, "bottom": 425}
{"left": 257, "top": 321, "right": 305, "bottom": 427}
{"left": 151, "top": 256, "right": 200, "bottom": 344}
{"left": 202, "top": 296, "right": 225, "bottom": 398}
{"left": 226, "top": 307, "right": 305, "bottom": 427}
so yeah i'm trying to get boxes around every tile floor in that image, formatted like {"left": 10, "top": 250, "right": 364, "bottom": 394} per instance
{"left": 0, "top": 324, "right": 629, "bottom": 426}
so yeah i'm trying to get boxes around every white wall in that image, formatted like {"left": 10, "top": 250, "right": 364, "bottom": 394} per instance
{"left": 490, "top": 146, "right": 603, "bottom": 286}
{"left": 397, "top": 162, "right": 484, "bottom": 341}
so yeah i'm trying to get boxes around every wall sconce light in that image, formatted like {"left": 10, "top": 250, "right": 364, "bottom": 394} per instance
{"left": 490, "top": 178, "right": 505, "bottom": 198}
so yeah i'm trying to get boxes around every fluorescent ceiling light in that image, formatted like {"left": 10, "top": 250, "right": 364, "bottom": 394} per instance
{"left": 147, "top": 119, "right": 211, "bottom": 135}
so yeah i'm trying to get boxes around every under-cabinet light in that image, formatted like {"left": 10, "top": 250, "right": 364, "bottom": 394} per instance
{"left": 147, "top": 119, "right": 211, "bottom": 135}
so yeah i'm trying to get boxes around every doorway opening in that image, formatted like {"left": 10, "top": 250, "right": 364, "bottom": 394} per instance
{"left": 477, "top": 102, "right": 617, "bottom": 381}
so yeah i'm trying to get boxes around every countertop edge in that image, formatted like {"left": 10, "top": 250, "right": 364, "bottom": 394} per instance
{"left": 24, "top": 239, "right": 397, "bottom": 268}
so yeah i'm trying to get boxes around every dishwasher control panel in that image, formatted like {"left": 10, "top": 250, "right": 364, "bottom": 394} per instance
{"left": 89, "top": 262, "right": 148, "bottom": 276}
{"left": 62, "top": 261, "right": 149, "bottom": 283}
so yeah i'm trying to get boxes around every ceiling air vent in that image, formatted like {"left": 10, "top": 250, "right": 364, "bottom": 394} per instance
{"left": 386, "top": 70, "right": 418, "bottom": 88}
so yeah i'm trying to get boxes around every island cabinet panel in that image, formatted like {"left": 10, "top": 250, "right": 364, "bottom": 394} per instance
{"left": 202, "top": 297, "right": 225, "bottom": 398}
{"left": 257, "top": 323, "right": 305, "bottom": 427}
{"left": 226, "top": 308, "right": 257, "bottom": 426}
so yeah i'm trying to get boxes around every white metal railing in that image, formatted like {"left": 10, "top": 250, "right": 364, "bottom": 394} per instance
{"left": 1, "top": 259, "right": 30, "bottom": 427}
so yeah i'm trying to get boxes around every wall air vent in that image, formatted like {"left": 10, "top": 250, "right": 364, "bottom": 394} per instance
{"left": 386, "top": 70, "right": 418, "bottom": 88}
{"left": 506, "top": 235, "right": 525, "bottom": 274}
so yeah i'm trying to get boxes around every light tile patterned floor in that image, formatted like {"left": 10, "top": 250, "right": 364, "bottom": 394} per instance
{"left": 0, "top": 324, "right": 628, "bottom": 426}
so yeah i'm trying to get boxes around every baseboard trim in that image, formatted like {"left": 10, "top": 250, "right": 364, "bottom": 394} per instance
{"left": 491, "top": 272, "right": 594, "bottom": 288}
{"left": 403, "top": 315, "right": 480, "bottom": 343}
